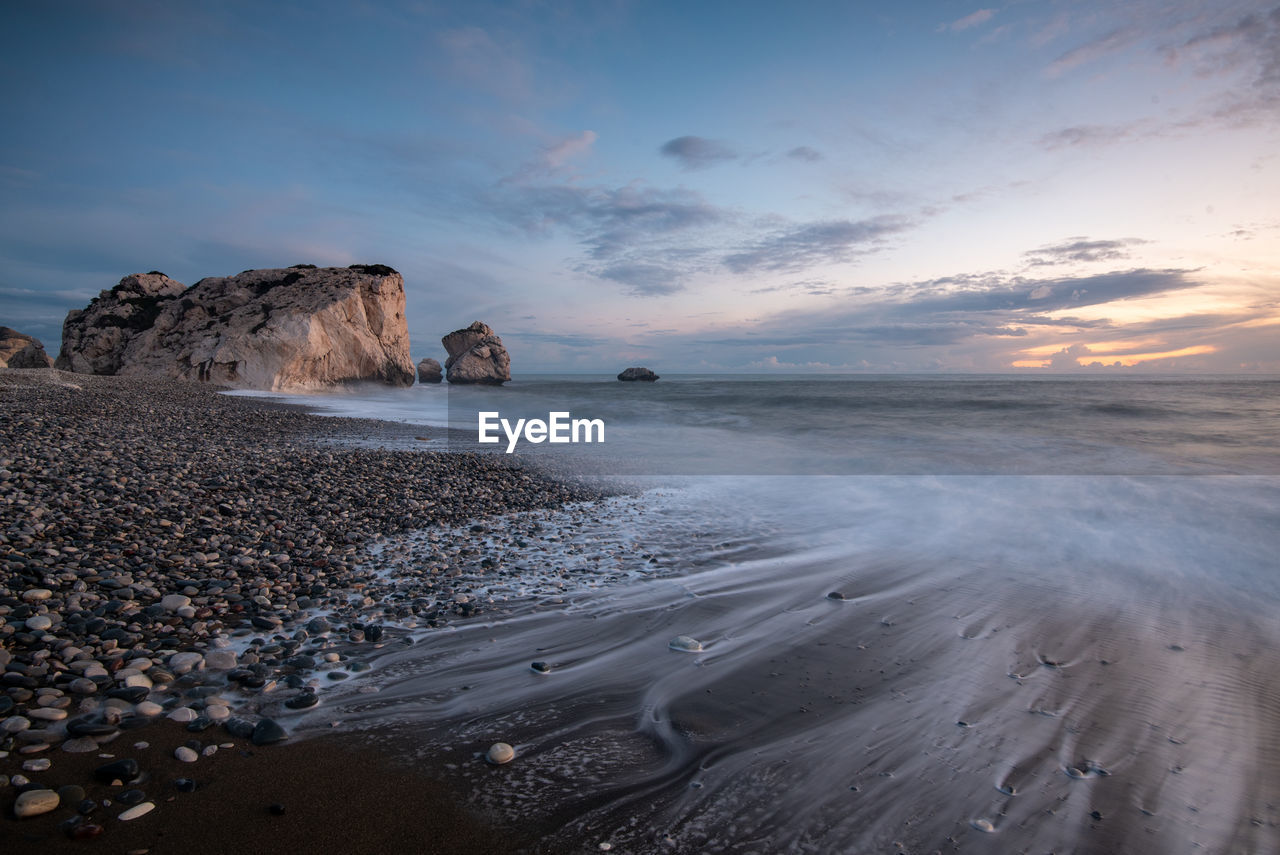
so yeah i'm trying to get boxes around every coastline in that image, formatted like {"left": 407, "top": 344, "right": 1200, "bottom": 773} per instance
{"left": 0, "top": 368, "right": 606, "bottom": 851}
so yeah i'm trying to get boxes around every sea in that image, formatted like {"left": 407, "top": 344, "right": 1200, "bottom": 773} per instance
{"left": 231, "top": 374, "right": 1280, "bottom": 853}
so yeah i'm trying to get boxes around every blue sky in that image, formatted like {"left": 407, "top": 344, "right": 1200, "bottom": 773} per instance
{"left": 3, "top": 0, "right": 1278, "bottom": 371}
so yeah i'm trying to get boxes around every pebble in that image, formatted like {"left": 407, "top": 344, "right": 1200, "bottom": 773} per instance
{"left": 972, "top": 818, "right": 996, "bottom": 833}
{"left": 1, "top": 715, "right": 32, "bottom": 733}
{"left": 63, "top": 738, "right": 101, "bottom": 753}
{"left": 23, "top": 758, "right": 53, "bottom": 772}
{"left": 22, "top": 588, "right": 53, "bottom": 602}
{"left": 204, "top": 650, "right": 238, "bottom": 671}
{"left": 174, "top": 746, "right": 199, "bottom": 763}
{"left": 15, "top": 789, "right": 61, "bottom": 818}
{"left": 669, "top": 635, "right": 704, "bottom": 652}
{"left": 118, "top": 802, "right": 156, "bottom": 821}
{"left": 161, "top": 594, "right": 192, "bottom": 611}
{"left": 531, "top": 661, "right": 552, "bottom": 673}
{"left": 94, "top": 758, "right": 140, "bottom": 784}
{"left": 135, "top": 701, "right": 164, "bottom": 716}
{"left": 486, "top": 742, "right": 516, "bottom": 764}
{"left": 167, "top": 707, "right": 199, "bottom": 723}
{"left": 25, "top": 615, "right": 53, "bottom": 631}
{"left": 251, "top": 719, "right": 287, "bottom": 745}
{"left": 28, "top": 707, "right": 68, "bottom": 722}
{"left": 204, "top": 704, "right": 231, "bottom": 720}
{"left": 58, "top": 784, "right": 87, "bottom": 806}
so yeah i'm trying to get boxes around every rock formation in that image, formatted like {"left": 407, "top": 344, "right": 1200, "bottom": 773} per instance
{"left": 55, "top": 273, "right": 186, "bottom": 375}
{"left": 417, "top": 357, "right": 443, "bottom": 383}
{"left": 0, "top": 327, "right": 54, "bottom": 369}
{"left": 617, "top": 366, "right": 659, "bottom": 381}
{"left": 442, "top": 321, "right": 510, "bottom": 385}
{"left": 56, "top": 265, "right": 415, "bottom": 390}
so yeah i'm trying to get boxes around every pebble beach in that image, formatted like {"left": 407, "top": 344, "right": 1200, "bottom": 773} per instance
{"left": 0, "top": 368, "right": 608, "bottom": 851}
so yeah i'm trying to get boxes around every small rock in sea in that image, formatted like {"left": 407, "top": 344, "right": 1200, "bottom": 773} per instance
{"left": 284, "top": 693, "right": 318, "bottom": 710}
{"left": 971, "top": 818, "right": 996, "bottom": 833}
{"left": 669, "top": 636, "right": 703, "bottom": 653}
{"left": 118, "top": 801, "right": 155, "bottom": 821}
{"left": 224, "top": 717, "right": 256, "bottom": 739}
{"left": 486, "top": 742, "right": 516, "bottom": 765}
{"left": 269, "top": 803, "right": 286, "bottom": 816}
{"left": 15, "top": 789, "right": 61, "bottom": 818}
{"left": 204, "top": 704, "right": 231, "bottom": 721}
{"left": 174, "top": 746, "right": 198, "bottom": 763}
{"left": 204, "top": 650, "right": 238, "bottom": 671}
{"left": 251, "top": 719, "right": 287, "bottom": 745}
{"left": 530, "top": 661, "right": 552, "bottom": 673}
{"left": 826, "top": 591, "right": 847, "bottom": 601}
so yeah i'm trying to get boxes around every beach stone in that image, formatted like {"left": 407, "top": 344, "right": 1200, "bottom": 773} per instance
{"left": 28, "top": 707, "right": 67, "bottom": 722}
{"left": 25, "top": 615, "right": 53, "bottom": 631}
{"left": 62, "top": 738, "right": 100, "bottom": 753}
{"left": 168, "top": 652, "right": 203, "bottom": 674}
{"left": 251, "top": 718, "right": 287, "bottom": 745}
{"left": 531, "top": 661, "right": 552, "bottom": 673}
{"left": 204, "top": 650, "right": 238, "bottom": 670}
{"left": 68, "top": 677, "right": 98, "bottom": 694}
{"left": 66, "top": 720, "right": 120, "bottom": 738}
{"left": 22, "top": 758, "right": 52, "bottom": 772}
{"left": 124, "top": 673, "right": 154, "bottom": 689}
{"left": 668, "top": 635, "right": 704, "bottom": 652}
{"left": 135, "top": 701, "right": 163, "bottom": 716}
{"left": 161, "top": 594, "right": 191, "bottom": 612}
{"left": 224, "top": 717, "right": 257, "bottom": 739}
{"left": 15, "top": 788, "right": 60, "bottom": 818}
{"left": 167, "top": 707, "right": 199, "bottom": 723}
{"left": 174, "top": 746, "right": 198, "bottom": 763}
{"left": 22, "top": 589, "right": 53, "bottom": 603}
{"left": 1, "top": 716, "right": 31, "bottom": 733}
{"left": 118, "top": 801, "right": 155, "bottom": 821}
{"left": 204, "top": 704, "right": 231, "bottom": 720}
{"left": 94, "top": 758, "right": 140, "bottom": 784}
{"left": 486, "top": 742, "right": 516, "bottom": 765}
{"left": 117, "top": 788, "right": 146, "bottom": 806}
{"left": 109, "top": 686, "right": 150, "bottom": 704}
{"left": 174, "top": 778, "right": 197, "bottom": 793}
{"left": 284, "top": 693, "right": 318, "bottom": 710}
{"left": 57, "top": 784, "right": 86, "bottom": 807}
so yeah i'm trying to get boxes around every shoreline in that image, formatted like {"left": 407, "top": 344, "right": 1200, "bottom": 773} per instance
{"left": 0, "top": 368, "right": 612, "bottom": 851}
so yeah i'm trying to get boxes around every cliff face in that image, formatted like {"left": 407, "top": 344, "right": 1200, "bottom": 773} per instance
{"left": 56, "top": 265, "right": 415, "bottom": 390}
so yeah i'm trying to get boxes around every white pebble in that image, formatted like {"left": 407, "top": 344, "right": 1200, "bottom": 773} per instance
{"left": 134, "top": 701, "right": 163, "bottom": 717}
{"left": 22, "top": 758, "right": 52, "bottom": 772}
{"left": 668, "top": 635, "right": 704, "bottom": 652}
{"left": 204, "top": 704, "right": 230, "bottom": 721}
{"left": 118, "top": 802, "right": 156, "bottom": 821}
{"left": 174, "top": 746, "right": 198, "bottom": 763}
{"left": 486, "top": 742, "right": 516, "bottom": 765}
{"left": 971, "top": 818, "right": 996, "bottom": 833}
{"left": 167, "top": 707, "right": 198, "bottom": 723}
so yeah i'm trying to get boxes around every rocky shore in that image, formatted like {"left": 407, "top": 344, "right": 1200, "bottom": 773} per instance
{"left": 0, "top": 368, "right": 607, "bottom": 848}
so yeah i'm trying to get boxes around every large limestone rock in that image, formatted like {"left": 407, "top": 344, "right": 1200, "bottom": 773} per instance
{"left": 442, "top": 321, "right": 510, "bottom": 385}
{"left": 617, "top": 366, "right": 659, "bottom": 381}
{"left": 0, "top": 327, "right": 54, "bottom": 369}
{"left": 417, "top": 358, "right": 443, "bottom": 384}
{"left": 56, "top": 265, "right": 415, "bottom": 390}
{"left": 55, "top": 273, "right": 186, "bottom": 374}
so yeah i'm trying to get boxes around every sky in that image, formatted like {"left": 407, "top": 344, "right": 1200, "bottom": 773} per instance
{"left": 2, "top": 0, "right": 1278, "bottom": 372}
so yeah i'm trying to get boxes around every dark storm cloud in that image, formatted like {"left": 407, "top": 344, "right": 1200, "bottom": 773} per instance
{"left": 659, "top": 136, "right": 739, "bottom": 170}
{"left": 723, "top": 215, "right": 913, "bottom": 274}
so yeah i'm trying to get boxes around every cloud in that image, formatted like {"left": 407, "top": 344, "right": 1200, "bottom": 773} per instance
{"left": 659, "top": 136, "right": 738, "bottom": 170}
{"left": 1045, "top": 28, "right": 1131, "bottom": 77}
{"left": 785, "top": 145, "right": 824, "bottom": 162}
{"left": 949, "top": 9, "right": 996, "bottom": 32}
{"left": 595, "top": 261, "right": 685, "bottom": 296}
{"left": 1037, "top": 123, "right": 1139, "bottom": 149}
{"left": 437, "top": 26, "right": 532, "bottom": 101}
{"left": 485, "top": 182, "right": 727, "bottom": 294}
{"left": 1024, "top": 236, "right": 1149, "bottom": 265}
{"left": 723, "top": 215, "right": 913, "bottom": 274}
{"left": 542, "top": 130, "right": 597, "bottom": 171}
